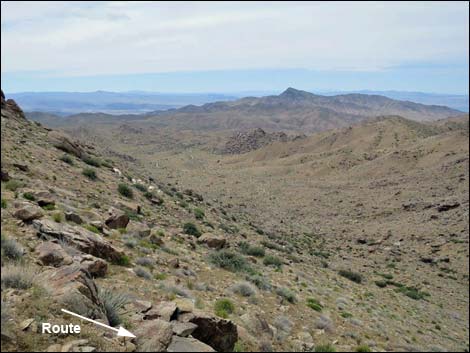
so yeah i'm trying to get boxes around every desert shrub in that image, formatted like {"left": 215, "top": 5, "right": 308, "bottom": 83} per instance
{"left": 22, "top": 192, "right": 36, "bottom": 201}
{"left": 276, "top": 287, "right": 297, "bottom": 303}
{"left": 133, "top": 183, "right": 147, "bottom": 192}
{"left": 193, "top": 208, "right": 205, "bottom": 220}
{"left": 183, "top": 222, "right": 201, "bottom": 237}
{"left": 260, "top": 240, "right": 284, "bottom": 252}
{"left": 375, "top": 280, "right": 387, "bottom": 288}
{"left": 214, "top": 298, "right": 234, "bottom": 318}
{"left": 1, "top": 199, "right": 6, "bottom": 209}
{"left": 379, "top": 273, "right": 394, "bottom": 280}
{"left": 83, "top": 156, "right": 101, "bottom": 167}
{"left": 82, "top": 168, "right": 97, "bottom": 180}
{"left": 113, "top": 254, "right": 130, "bottom": 267}
{"left": 263, "top": 255, "right": 283, "bottom": 268}
{"left": 1, "top": 235, "right": 24, "bottom": 260}
{"left": 246, "top": 274, "right": 272, "bottom": 290}
{"left": 209, "top": 250, "right": 251, "bottom": 273}
{"left": 239, "top": 241, "right": 265, "bottom": 257}
{"left": 230, "top": 281, "right": 256, "bottom": 297}
{"left": 315, "top": 344, "right": 336, "bottom": 352}
{"left": 396, "top": 286, "right": 430, "bottom": 300}
{"left": 161, "top": 246, "right": 178, "bottom": 255}
{"left": 338, "top": 270, "right": 363, "bottom": 284}
{"left": 315, "top": 315, "right": 335, "bottom": 333}
{"left": 1, "top": 263, "right": 35, "bottom": 289}
{"left": 134, "top": 266, "right": 152, "bottom": 280}
{"left": 98, "top": 287, "right": 129, "bottom": 327}
{"left": 233, "top": 342, "right": 246, "bottom": 352}
{"left": 84, "top": 224, "right": 100, "bottom": 234}
{"left": 4, "top": 180, "right": 23, "bottom": 192}
{"left": 101, "top": 160, "right": 113, "bottom": 168}
{"left": 273, "top": 315, "right": 294, "bottom": 336}
{"left": 41, "top": 203, "right": 56, "bottom": 211}
{"left": 53, "top": 212, "right": 63, "bottom": 223}
{"left": 307, "top": 298, "right": 323, "bottom": 312}
{"left": 340, "top": 312, "right": 353, "bottom": 319}
{"left": 118, "top": 184, "right": 134, "bottom": 199}
{"left": 355, "top": 346, "right": 371, "bottom": 352}
{"left": 154, "top": 273, "right": 167, "bottom": 281}
{"left": 1, "top": 299, "right": 10, "bottom": 334}
{"left": 60, "top": 154, "right": 74, "bottom": 165}
{"left": 135, "top": 257, "right": 155, "bottom": 268}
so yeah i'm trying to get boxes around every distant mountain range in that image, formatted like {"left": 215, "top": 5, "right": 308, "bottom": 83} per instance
{"left": 8, "top": 89, "right": 468, "bottom": 116}
{"left": 27, "top": 87, "right": 464, "bottom": 134}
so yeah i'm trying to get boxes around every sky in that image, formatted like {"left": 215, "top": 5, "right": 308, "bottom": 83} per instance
{"left": 1, "top": 1, "right": 469, "bottom": 94}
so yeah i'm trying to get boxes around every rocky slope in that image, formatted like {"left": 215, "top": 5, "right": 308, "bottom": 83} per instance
{"left": 2, "top": 92, "right": 469, "bottom": 353}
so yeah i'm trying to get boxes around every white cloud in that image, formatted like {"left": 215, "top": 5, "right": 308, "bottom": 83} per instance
{"left": 1, "top": 1, "right": 468, "bottom": 76}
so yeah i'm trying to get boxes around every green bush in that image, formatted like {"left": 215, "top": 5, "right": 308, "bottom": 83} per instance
{"left": 214, "top": 299, "right": 234, "bottom": 318}
{"left": 263, "top": 255, "right": 283, "bottom": 268}
{"left": 84, "top": 224, "right": 100, "bottom": 234}
{"left": 183, "top": 222, "right": 201, "bottom": 237}
{"left": 133, "top": 183, "right": 147, "bottom": 192}
{"left": 113, "top": 255, "right": 131, "bottom": 267}
{"left": 83, "top": 156, "right": 101, "bottom": 167}
{"left": 98, "top": 287, "right": 129, "bottom": 327}
{"left": 338, "top": 270, "right": 363, "bottom": 284}
{"left": 53, "top": 212, "right": 63, "bottom": 223}
{"left": 355, "top": 346, "right": 371, "bottom": 352}
{"left": 246, "top": 274, "right": 271, "bottom": 290}
{"left": 22, "top": 192, "right": 36, "bottom": 201}
{"left": 239, "top": 241, "right": 265, "bottom": 257}
{"left": 82, "top": 168, "right": 97, "bottom": 180}
{"left": 276, "top": 287, "right": 297, "bottom": 303}
{"left": 1, "top": 199, "right": 7, "bottom": 209}
{"left": 194, "top": 208, "right": 205, "bottom": 220}
{"left": 209, "top": 250, "right": 252, "bottom": 273}
{"left": 375, "top": 280, "right": 387, "bottom": 288}
{"left": 41, "top": 204, "right": 56, "bottom": 211}
{"left": 118, "top": 184, "right": 134, "bottom": 198}
{"left": 4, "top": 180, "right": 23, "bottom": 192}
{"left": 396, "top": 286, "right": 430, "bottom": 300}
{"left": 60, "top": 154, "right": 74, "bottom": 165}
{"left": 307, "top": 298, "right": 323, "bottom": 312}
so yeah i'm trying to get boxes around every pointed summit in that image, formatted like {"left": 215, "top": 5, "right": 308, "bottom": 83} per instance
{"left": 279, "top": 87, "right": 314, "bottom": 100}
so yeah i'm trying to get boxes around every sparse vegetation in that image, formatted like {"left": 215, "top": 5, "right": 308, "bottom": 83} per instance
{"left": 1, "top": 263, "right": 35, "bottom": 289}
{"left": 60, "top": 154, "right": 74, "bottom": 165}
{"left": 134, "top": 266, "right": 152, "bottom": 279}
{"left": 133, "top": 183, "right": 147, "bottom": 192}
{"left": 183, "top": 222, "right": 201, "bottom": 237}
{"left": 263, "top": 255, "right": 283, "bottom": 268}
{"left": 53, "top": 212, "right": 63, "bottom": 223}
{"left": 98, "top": 287, "right": 129, "bottom": 327}
{"left": 214, "top": 298, "right": 235, "bottom": 318}
{"left": 1, "top": 199, "right": 6, "bottom": 209}
{"left": 113, "top": 254, "right": 131, "bottom": 267}
{"left": 307, "top": 298, "right": 323, "bottom": 312}
{"left": 230, "top": 281, "right": 256, "bottom": 297}
{"left": 82, "top": 168, "right": 97, "bottom": 180}
{"left": 209, "top": 250, "right": 252, "bottom": 273}
{"left": 246, "top": 274, "right": 271, "bottom": 290}
{"left": 4, "top": 180, "right": 23, "bottom": 192}
{"left": 135, "top": 257, "right": 155, "bottom": 268}
{"left": 338, "top": 270, "right": 363, "bottom": 284}
{"left": 41, "top": 203, "right": 56, "bottom": 211}
{"left": 194, "top": 207, "right": 205, "bottom": 220}
{"left": 315, "top": 344, "right": 336, "bottom": 352}
{"left": 276, "top": 287, "right": 297, "bottom": 303}
{"left": 22, "top": 192, "right": 36, "bottom": 201}
{"left": 239, "top": 241, "right": 265, "bottom": 257}
{"left": 118, "top": 183, "right": 134, "bottom": 198}
{"left": 1, "top": 234, "right": 24, "bottom": 261}
{"left": 355, "top": 345, "right": 371, "bottom": 352}
{"left": 83, "top": 156, "right": 101, "bottom": 167}
{"left": 84, "top": 224, "right": 100, "bottom": 234}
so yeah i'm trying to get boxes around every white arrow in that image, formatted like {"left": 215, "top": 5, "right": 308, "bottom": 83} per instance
{"left": 61, "top": 308, "right": 136, "bottom": 338}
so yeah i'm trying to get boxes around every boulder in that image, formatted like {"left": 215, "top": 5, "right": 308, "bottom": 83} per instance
{"left": 188, "top": 312, "right": 238, "bottom": 352}
{"left": 167, "top": 336, "right": 215, "bottom": 352}
{"left": 127, "top": 221, "right": 151, "bottom": 238}
{"left": 134, "top": 319, "right": 173, "bottom": 352}
{"left": 74, "top": 254, "right": 108, "bottom": 278}
{"left": 144, "top": 301, "right": 178, "bottom": 321}
{"left": 171, "top": 322, "right": 198, "bottom": 337}
{"left": 35, "top": 241, "right": 73, "bottom": 267}
{"left": 65, "top": 212, "right": 84, "bottom": 225}
{"left": 48, "top": 130, "right": 85, "bottom": 159}
{"left": 105, "top": 209, "right": 129, "bottom": 229}
{"left": 196, "top": 233, "right": 226, "bottom": 249}
{"left": 38, "top": 265, "right": 104, "bottom": 320}
{"left": 13, "top": 203, "right": 44, "bottom": 222}
{"left": 33, "top": 219, "right": 125, "bottom": 262}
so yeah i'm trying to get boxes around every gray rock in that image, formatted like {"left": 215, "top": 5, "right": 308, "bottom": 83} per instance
{"left": 171, "top": 322, "right": 198, "bottom": 337}
{"left": 134, "top": 319, "right": 173, "bottom": 352}
{"left": 167, "top": 336, "right": 215, "bottom": 352}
